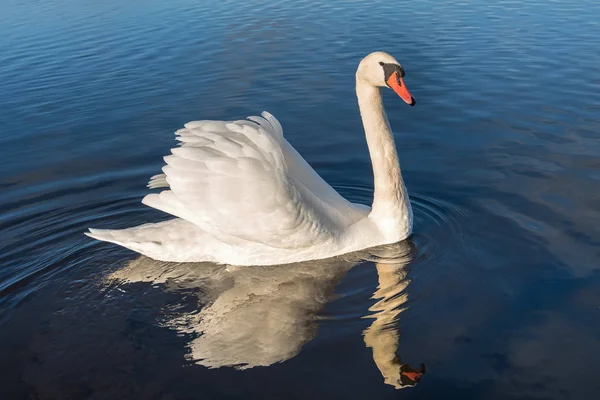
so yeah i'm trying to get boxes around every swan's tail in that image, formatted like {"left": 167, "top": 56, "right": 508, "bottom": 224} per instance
{"left": 85, "top": 228, "right": 127, "bottom": 246}
{"left": 85, "top": 225, "right": 164, "bottom": 257}
{"left": 84, "top": 219, "right": 207, "bottom": 262}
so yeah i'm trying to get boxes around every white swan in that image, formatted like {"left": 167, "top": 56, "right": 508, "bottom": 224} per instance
{"left": 86, "top": 51, "right": 416, "bottom": 265}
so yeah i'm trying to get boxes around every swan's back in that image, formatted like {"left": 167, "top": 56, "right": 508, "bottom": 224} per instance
{"left": 144, "top": 112, "right": 367, "bottom": 246}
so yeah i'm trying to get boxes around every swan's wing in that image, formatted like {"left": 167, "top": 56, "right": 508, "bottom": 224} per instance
{"left": 142, "top": 112, "right": 334, "bottom": 249}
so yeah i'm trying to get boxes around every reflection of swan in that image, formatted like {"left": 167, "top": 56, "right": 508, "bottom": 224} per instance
{"left": 363, "top": 253, "right": 425, "bottom": 389}
{"left": 87, "top": 51, "right": 417, "bottom": 265}
{"left": 107, "top": 242, "right": 424, "bottom": 388}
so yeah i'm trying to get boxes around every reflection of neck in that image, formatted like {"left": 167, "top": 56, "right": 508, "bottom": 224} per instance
{"left": 363, "top": 261, "right": 410, "bottom": 389}
{"left": 356, "top": 78, "right": 412, "bottom": 240}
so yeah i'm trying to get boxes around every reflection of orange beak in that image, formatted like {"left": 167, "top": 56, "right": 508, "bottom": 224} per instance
{"left": 401, "top": 371, "right": 423, "bottom": 382}
{"left": 386, "top": 71, "right": 416, "bottom": 106}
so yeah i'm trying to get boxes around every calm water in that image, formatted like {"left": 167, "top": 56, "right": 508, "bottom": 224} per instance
{"left": 1, "top": 0, "right": 600, "bottom": 398}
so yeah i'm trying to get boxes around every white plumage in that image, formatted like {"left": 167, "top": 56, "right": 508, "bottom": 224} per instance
{"left": 86, "top": 52, "right": 416, "bottom": 265}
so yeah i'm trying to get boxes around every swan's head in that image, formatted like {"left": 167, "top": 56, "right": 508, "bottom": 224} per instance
{"left": 384, "top": 360, "right": 426, "bottom": 389}
{"left": 357, "top": 51, "right": 416, "bottom": 106}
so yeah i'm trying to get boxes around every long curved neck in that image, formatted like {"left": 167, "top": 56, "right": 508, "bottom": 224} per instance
{"left": 356, "top": 78, "right": 412, "bottom": 239}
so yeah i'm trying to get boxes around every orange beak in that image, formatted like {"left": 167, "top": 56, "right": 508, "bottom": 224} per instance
{"left": 386, "top": 71, "right": 416, "bottom": 106}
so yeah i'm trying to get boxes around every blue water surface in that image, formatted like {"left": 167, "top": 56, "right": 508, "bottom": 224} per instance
{"left": 1, "top": 0, "right": 600, "bottom": 399}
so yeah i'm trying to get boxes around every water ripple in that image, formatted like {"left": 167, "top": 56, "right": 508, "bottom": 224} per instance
{"left": 1, "top": 0, "right": 600, "bottom": 397}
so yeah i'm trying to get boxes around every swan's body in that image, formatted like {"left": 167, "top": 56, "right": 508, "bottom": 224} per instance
{"left": 86, "top": 52, "right": 416, "bottom": 265}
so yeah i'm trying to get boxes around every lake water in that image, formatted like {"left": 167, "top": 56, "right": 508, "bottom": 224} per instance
{"left": 1, "top": 0, "right": 600, "bottom": 398}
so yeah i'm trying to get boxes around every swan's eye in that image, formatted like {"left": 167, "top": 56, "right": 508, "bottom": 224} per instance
{"left": 379, "top": 61, "right": 384, "bottom": 66}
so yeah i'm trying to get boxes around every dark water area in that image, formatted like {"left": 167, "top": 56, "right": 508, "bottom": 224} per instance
{"left": 1, "top": 0, "right": 600, "bottom": 398}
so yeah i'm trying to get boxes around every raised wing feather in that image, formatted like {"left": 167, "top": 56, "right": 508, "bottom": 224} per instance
{"left": 142, "top": 112, "right": 335, "bottom": 249}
